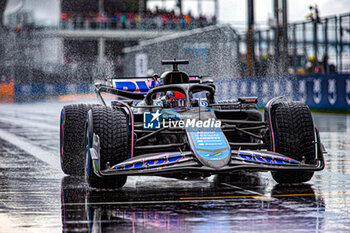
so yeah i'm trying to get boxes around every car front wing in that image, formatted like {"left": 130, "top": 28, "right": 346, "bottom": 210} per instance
{"left": 88, "top": 133, "right": 325, "bottom": 178}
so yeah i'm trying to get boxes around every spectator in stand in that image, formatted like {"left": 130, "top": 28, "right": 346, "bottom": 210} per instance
{"left": 94, "top": 13, "right": 101, "bottom": 29}
{"left": 184, "top": 13, "right": 192, "bottom": 29}
{"left": 88, "top": 12, "right": 95, "bottom": 28}
{"left": 100, "top": 12, "right": 108, "bottom": 29}
{"left": 59, "top": 9, "right": 215, "bottom": 31}
{"left": 171, "top": 13, "right": 178, "bottom": 29}
{"left": 161, "top": 13, "right": 169, "bottom": 29}
{"left": 179, "top": 15, "right": 185, "bottom": 29}
{"left": 61, "top": 13, "right": 67, "bottom": 29}
{"left": 67, "top": 13, "right": 73, "bottom": 29}
{"left": 112, "top": 12, "right": 119, "bottom": 29}
{"left": 84, "top": 14, "right": 90, "bottom": 29}
{"left": 154, "top": 13, "right": 162, "bottom": 29}
{"left": 306, "top": 55, "right": 324, "bottom": 74}
{"left": 75, "top": 13, "right": 83, "bottom": 29}
{"left": 135, "top": 13, "right": 142, "bottom": 29}
{"left": 120, "top": 14, "right": 127, "bottom": 29}
{"left": 211, "top": 15, "right": 217, "bottom": 25}
{"left": 128, "top": 13, "right": 136, "bottom": 28}
{"left": 143, "top": 11, "right": 152, "bottom": 29}
{"left": 199, "top": 14, "right": 207, "bottom": 28}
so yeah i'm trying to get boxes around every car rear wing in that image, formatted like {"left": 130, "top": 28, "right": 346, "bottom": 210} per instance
{"left": 111, "top": 77, "right": 159, "bottom": 93}
{"left": 110, "top": 76, "right": 204, "bottom": 93}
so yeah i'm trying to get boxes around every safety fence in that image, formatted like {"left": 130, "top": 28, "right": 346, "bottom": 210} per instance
{"left": 250, "top": 12, "right": 350, "bottom": 75}
{"left": 9, "top": 74, "right": 350, "bottom": 111}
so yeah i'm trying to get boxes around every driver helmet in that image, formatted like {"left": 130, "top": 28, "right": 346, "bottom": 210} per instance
{"left": 164, "top": 91, "right": 188, "bottom": 108}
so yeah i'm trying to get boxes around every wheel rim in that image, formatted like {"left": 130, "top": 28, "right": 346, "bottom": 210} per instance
{"left": 60, "top": 110, "right": 65, "bottom": 170}
{"left": 85, "top": 117, "right": 93, "bottom": 183}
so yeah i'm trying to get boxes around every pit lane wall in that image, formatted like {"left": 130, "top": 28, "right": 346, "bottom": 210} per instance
{"left": 8, "top": 73, "right": 350, "bottom": 111}
{"left": 0, "top": 83, "right": 14, "bottom": 103}
{"left": 215, "top": 74, "right": 350, "bottom": 111}
{"left": 12, "top": 83, "right": 95, "bottom": 102}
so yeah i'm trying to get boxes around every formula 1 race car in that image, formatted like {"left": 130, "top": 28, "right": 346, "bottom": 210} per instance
{"left": 60, "top": 59, "right": 326, "bottom": 188}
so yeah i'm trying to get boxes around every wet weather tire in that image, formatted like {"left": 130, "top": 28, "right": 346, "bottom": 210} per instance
{"left": 270, "top": 102, "right": 316, "bottom": 184}
{"left": 85, "top": 106, "right": 129, "bottom": 189}
{"left": 60, "top": 104, "right": 97, "bottom": 176}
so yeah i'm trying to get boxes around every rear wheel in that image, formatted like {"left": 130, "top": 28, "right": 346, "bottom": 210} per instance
{"left": 60, "top": 104, "right": 96, "bottom": 176}
{"left": 85, "top": 106, "right": 129, "bottom": 189}
{"left": 270, "top": 102, "right": 316, "bottom": 184}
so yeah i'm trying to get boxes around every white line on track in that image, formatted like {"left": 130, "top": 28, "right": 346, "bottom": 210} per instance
{"left": 0, "top": 128, "right": 61, "bottom": 170}
{"left": 63, "top": 199, "right": 247, "bottom": 206}
{"left": 221, "top": 182, "right": 265, "bottom": 196}
{"left": 62, "top": 191, "right": 350, "bottom": 206}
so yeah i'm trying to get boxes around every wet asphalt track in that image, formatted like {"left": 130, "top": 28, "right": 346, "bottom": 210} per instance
{"left": 0, "top": 99, "right": 349, "bottom": 232}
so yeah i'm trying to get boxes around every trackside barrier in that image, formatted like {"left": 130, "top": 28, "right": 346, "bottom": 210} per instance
{"left": 215, "top": 74, "right": 350, "bottom": 111}
{"left": 13, "top": 74, "right": 350, "bottom": 111}
{"left": 0, "top": 83, "right": 15, "bottom": 103}
{"left": 14, "top": 83, "right": 95, "bottom": 102}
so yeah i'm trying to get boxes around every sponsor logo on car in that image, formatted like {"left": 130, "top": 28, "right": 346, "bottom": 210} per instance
{"left": 205, "top": 152, "right": 222, "bottom": 157}
{"left": 163, "top": 118, "right": 221, "bottom": 129}
{"left": 143, "top": 111, "right": 221, "bottom": 129}
{"left": 113, "top": 79, "right": 158, "bottom": 93}
{"left": 143, "top": 110, "right": 161, "bottom": 129}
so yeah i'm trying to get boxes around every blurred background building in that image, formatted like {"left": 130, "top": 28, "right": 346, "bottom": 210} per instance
{"left": 0, "top": 0, "right": 219, "bottom": 84}
{"left": 0, "top": 0, "right": 349, "bottom": 109}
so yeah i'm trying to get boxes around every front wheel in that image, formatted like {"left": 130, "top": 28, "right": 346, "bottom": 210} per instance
{"left": 84, "top": 106, "right": 129, "bottom": 189}
{"left": 269, "top": 102, "right": 316, "bottom": 184}
{"left": 60, "top": 104, "right": 96, "bottom": 176}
